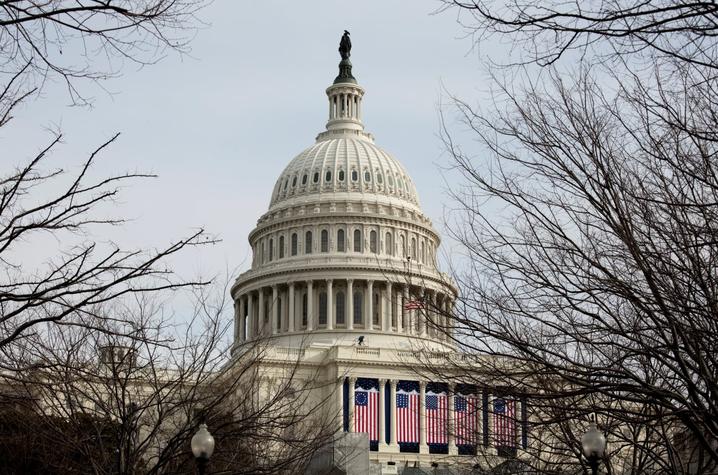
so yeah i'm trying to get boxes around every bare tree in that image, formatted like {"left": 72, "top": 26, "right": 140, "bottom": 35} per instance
{"left": 432, "top": 1, "right": 718, "bottom": 474}
{"left": 0, "top": 285, "right": 336, "bottom": 474}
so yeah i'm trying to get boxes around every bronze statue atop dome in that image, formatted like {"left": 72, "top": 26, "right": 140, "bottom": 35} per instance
{"left": 339, "top": 30, "right": 351, "bottom": 60}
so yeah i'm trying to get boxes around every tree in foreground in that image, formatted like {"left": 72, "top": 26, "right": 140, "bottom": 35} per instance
{"left": 433, "top": 1, "right": 718, "bottom": 473}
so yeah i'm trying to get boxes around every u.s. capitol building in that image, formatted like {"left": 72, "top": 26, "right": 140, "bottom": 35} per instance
{"left": 228, "top": 33, "right": 527, "bottom": 474}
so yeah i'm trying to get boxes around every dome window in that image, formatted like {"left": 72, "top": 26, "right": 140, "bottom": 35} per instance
{"left": 338, "top": 170, "right": 345, "bottom": 182}
{"left": 353, "top": 290, "right": 363, "bottom": 326}
{"left": 376, "top": 172, "right": 383, "bottom": 184}
{"left": 337, "top": 229, "right": 345, "bottom": 252}
{"left": 319, "top": 292, "right": 328, "bottom": 325}
{"left": 302, "top": 174, "right": 308, "bottom": 185}
{"left": 370, "top": 230, "right": 377, "bottom": 253}
{"left": 320, "top": 229, "right": 329, "bottom": 253}
{"left": 279, "top": 236, "right": 285, "bottom": 258}
{"left": 351, "top": 170, "right": 358, "bottom": 182}
{"left": 353, "top": 229, "right": 362, "bottom": 252}
{"left": 313, "top": 172, "right": 320, "bottom": 184}
{"left": 291, "top": 233, "right": 298, "bottom": 256}
{"left": 305, "top": 231, "right": 313, "bottom": 254}
{"left": 292, "top": 176, "right": 297, "bottom": 187}
{"left": 283, "top": 179, "right": 288, "bottom": 191}
{"left": 325, "top": 170, "right": 332, "bottom": 182}
{"left": 388, "top": 175, "right": 394, "bottom": 187}
{"left": 364, "top": 170, "right": 371, "bottom": 182}
{"left": 335, "top": 291, "right": 345, "bottom": 325}
{"left": 269, "top": 238, "right": 274, "bottom": 261}
{"left": 385, "top": 232, "right": 393, "bottom": 256}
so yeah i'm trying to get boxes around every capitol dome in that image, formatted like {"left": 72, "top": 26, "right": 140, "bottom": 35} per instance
{"left": 231, "top": 48, "right": 456, "bottom": 352}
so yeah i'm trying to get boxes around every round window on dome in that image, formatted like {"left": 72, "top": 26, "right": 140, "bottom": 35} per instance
{"left": 302, "top": 174, "right": 308, "bottom": 185}
{"left": 338, "top": 170, "right": 345, "bottom": 182}
{"left": 325, "top": 170, "right": 332, "bottom": 182}
{"left": 351, "top": 170, "right": 358, "bottom": 182}
{"left": 313, "top": 172, "right": 320, "bottom": 184}
{"left": 364, "top": 170, "right": 371, "bottom": 182}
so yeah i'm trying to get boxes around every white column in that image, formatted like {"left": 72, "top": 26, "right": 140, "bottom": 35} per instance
{"left": 258, "top": 288, "right": 265, "bottom": 335}
{"left": 347, "top": 280, "right": 354, "bottom": 330}
{"left": 395, "top": 288, "right": 403, "bottom": 333}
{"left": 366, "top": 280, "right": 374, "bottom": 331}
{"left": 381, "top": 283, "right": 389, "bottom": 332}
{"left": 379, "top": 379, "right": 387, "bottom": 446}
{"left": 449, "top": 384, "right": 457, "bottom": 455}
{"left": 390, "top": 380, "right": 398, "bottom": 446}
{"left": 272, "top": 285, "right": 279, "bottom": 335}
{"left": 246, "top": 293, "right": 254, "bottom": 339}
{"left": 404, "top": 287, "right": 412, "bottom": 334}
{"left": 239, "top": 297, "right": 246, "bottom": 342}
{"left": 307, "top": 281, "right": 314, "bottom": 331}
{"left": 288, "top": 282, "right": 295, "bottom": 332}
{"left": 420, "top": 289, "right": 428, "bottom": 337}
{"left": 420, "top": 381, "right": 428, "bottom": 453}
{"left": 326, "top": 279, "right": 334, "bottom": 330}
{"left": 348, "top": 376, "right": 356, "bottom": 432}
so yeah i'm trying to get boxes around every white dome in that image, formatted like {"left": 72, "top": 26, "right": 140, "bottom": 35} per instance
{"left": 269, "top": 135, "right": 421, "bottom": 212}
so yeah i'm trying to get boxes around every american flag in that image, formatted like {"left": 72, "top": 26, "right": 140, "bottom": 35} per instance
{"left": 396, "top": 385, "right": 419, "bottom": 443}
{"left": 455, "top": 393, "right": 479, "bottom": 445}
{"left": 403, "top": 298, "right": 425, "bottom": 310}
{"left": 493, "top": 397, "right": 516, "bottom": 447}
{"left": 354, "top": 387, "right": 379, "bottom": 441}
{"left": 426, "top": 389, "right": 448, "bottom": 444}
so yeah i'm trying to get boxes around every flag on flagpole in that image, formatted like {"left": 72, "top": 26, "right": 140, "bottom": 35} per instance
{"left": 354, "top": 385, "right": 379, "bottom": 442}
{"left": 396, "top": 382, "right": 419, "bottom": 443}
{"left": 455, "top": 393, "right": 479, "bottom": 445}
{"left": 403, "top": 298, "right": 425, "bottom": 310}
{"left": 426, "top": 388, "right": 448, "bottom": 444}
{"left": 493, "top": 397, "right": 516, "bottom": 448}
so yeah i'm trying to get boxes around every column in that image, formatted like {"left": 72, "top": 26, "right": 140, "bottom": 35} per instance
{"left": 326, "top": 279, "right": 334, "bottom": 330}
{"left": 390, "top": 380, "right": 398, "bottom": 446}
{"left": 382, "top": 283, "right": 390, "bottom": 332}
{"left": 307, "top": 281, "right": 314, "bottom": 331}
{"left": 239, "top": 297, "right": 246, "bottom": 342}
{"left": 347, "top": 279, "right": 354, "bottom": 330}
{"left": 395, "top": 287, "right": 403, "bottom": 333}
{"left": 430, "top": 291, "right": 438, "bottom": 338}
{"left": 379, "top": 379, "right": 387, "bottom": 446}
{"left": 366, "top": 280, "right": 374, "bottom": 331}
{"left": 448, "top": 384, "right": 457, "bottom": 455}
{"left": 258, "top": 288, "right": 265, "bottom": 335}
{"left": 272, "top": 285, "right": 279, "bottom": 335}
{"left": 348, "top": 376, "right": 356, "bottom": 432}
{"left": 420, "top": 289, "right": 428, "bottom": 337}
{"left": 404, "top": 287, "right": 412, "bottom": 335}
{"left": 247, "top": 293, "right": 254, "bottom": 339}
{"left": 419, "top": 381, "right": 428, "bottom": 453}
{"left": 288, "top": 282, "right": 295, "bottom": 332}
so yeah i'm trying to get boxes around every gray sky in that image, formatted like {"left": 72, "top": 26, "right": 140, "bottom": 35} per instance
{"left": 4, "top": 1, "right": 492, "bottom": 294}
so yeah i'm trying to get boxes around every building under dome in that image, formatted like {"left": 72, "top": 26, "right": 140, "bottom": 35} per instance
{"left": 229, "top": 33, "right": 526, "bottom": 474}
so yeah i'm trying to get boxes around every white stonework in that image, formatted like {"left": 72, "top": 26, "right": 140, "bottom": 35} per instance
{"left": 227, "top": 55, "right": 491, "bottom": 473}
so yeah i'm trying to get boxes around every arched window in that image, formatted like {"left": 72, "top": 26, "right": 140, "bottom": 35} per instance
{"left": 353, "top": 229, "right": 362, "bottom": 252}
{"left": 279, "top": 236, "right": 285, "bottom": 259}
{"left": 283, "top": 179, "right": 288, "bottom": 190}
{"left": 319, "top": 292, "right": 327, "bottom": 325}
{"left": 411, "top": 237, "right": 417, "bottom": 260}
{"left": 385, "top": 232, "right": 393, "bottom": 256}
{"left": 364, "top": 170, "right": 371, "bottom": 182}
{"left": 305, "top": 231, "right": 313, "bottom": 254}
{"left": 260, "top": 241, "right": 265, "bottom": 263}
{"left": 269, "top": 238, "right": 274, "bottom": 261}
{"left": 337, "top": 229, "right": 345, "bottom": 252}
{"left": 321, "top": 229, "right": 329, "bottom": 253}
{"left": 420, "top": 241, "right": 425, "bottom": 263}
{"left": 351, "top": 169, "right": 358, "bottom": 182}
{"left": 325, "top": 170, "right": 332, "bottom": 182}
{"left": 313, "top": 172, "right": 320, "bottom": 183}
{"left": 291, "top": 233, "right": 298, "bottom": 256}
{"left": 377, "top": 172, "right": 383, "bottom": 184}
{"left": 302, "top": 293, "right": 308, "bottom": 327}
{"left": 292, "top": 176, "right": 297, "bottom": 187}
{"left": 388, "top": 175, "right": 394, "bottom": 187}
{"left": 338, "top": 170, "right": 345, "bottom": 182}
{"left": 302, "top": 174, "right": 308, "bottom": 185}
{"left": 400, "top": 235, "right": 406, "bottom": 257}
{"left": 335, "top": 291, "right": 345, "bottom": 325}
{"left": 370, "top": 230, "right": 377, "bottom": 253}
{"left": 353, "top": 290, "right": 363, "bottom": 325}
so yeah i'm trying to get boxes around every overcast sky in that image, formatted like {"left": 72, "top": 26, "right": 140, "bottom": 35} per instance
{"left": 4, "top": 1, "right": 495, "bottom": 298}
